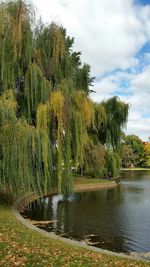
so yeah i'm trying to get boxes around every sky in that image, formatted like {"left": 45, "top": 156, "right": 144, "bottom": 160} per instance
{"left": 32, "top": 0, "right": 150, "bottom": 141}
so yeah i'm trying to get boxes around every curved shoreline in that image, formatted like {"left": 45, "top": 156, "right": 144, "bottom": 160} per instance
{"left": 12, "top": 183, "right": 150, "bottom": 263}
{"left": 12, "top": 197, "right": 134, "bottom": 261}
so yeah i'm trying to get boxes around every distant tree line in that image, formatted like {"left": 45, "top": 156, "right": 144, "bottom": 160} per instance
{"left": 121, "top": 135, "right": 150, "bottom": 168}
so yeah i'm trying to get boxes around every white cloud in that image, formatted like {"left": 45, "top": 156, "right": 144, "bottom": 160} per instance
{"left": 122, "top": 93, "right": 150, "bottom": 141}
{"left": 137, "top": 5, "right": 150, "bottom": 40}
{"left": 90, "top": 76, "right": 117, "bottom": 101}
{"left": 131, "top": 65, "right": 150, "bottom": 93}
{"left": 90, "top": 70, "right": 134, "bottom": 102}
{"left": 32, "top": 0, "right": 150, "bottom": 74}
{"left": 126, "top": 111, "right": 150, "bottom": 140}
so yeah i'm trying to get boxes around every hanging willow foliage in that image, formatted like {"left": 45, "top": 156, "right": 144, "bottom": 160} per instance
{"left": 0, "top": 1, "right": 33, "bottom": 92}
{"left": 95, "top": 97, "right": 129, "bottom": 149}
{"left": 83, "top": 141, "right": 105, "bottom": 176}
{"left": 104, "top": 150, "right": 121, "bottom": 177}
{"left": 0, "top": 113, "right": 35, "bottom": 195}
{"left": 0, "top": 90, "right": 17, "bottom": 125}
{"left": 25, "top": 63, "right": 51, "bottom": 121}
{"left": 0, "top": 91, "right": 54, "bottom": 196}
{"left": 71, "top": 91, "right": 94, "bottom": 169}
{"left": 0, "top": 1, "right": 129, "bottom": 199}
{"left": 49, "top": 91, "right": 64, "bottom": 193}
{"left": 35, "top": 23, "right": 65, "bottom": 84}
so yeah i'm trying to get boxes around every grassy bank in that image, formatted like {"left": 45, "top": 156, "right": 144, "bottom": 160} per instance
{"left": 73, "top": 176, "right": 117, "bottom": 192}
{"left": 0, "top": 204, "right": 150, "bottom": 266}
{"left": 73, "top": 176, "right": 112, "bottom": 184}
{"left": 122, "top": 168, "right": 150, "bottom": 171}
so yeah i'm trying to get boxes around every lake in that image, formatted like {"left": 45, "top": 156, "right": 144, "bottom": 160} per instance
{"left": 21, "top": 171, "right": 150, "bottom": 254}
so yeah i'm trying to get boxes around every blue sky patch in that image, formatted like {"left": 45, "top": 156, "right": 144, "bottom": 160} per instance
{"left": 134, "top": 0, "right": 150, "bottom": 6}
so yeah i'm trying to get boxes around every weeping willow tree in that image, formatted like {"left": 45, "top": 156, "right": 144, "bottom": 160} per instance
{"left": 92, "top": 96, "right": 129, "bottom": 177}
{"left": 94, "top": 96, "right": 129, "bottom": 148}
{"left": 0, "top": 0, "right": 129, "bottom": 199}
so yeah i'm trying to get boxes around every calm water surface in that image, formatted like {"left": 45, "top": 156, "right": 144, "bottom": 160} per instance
{"left": 22, "top": 171, "right": 150, "bottom": 253}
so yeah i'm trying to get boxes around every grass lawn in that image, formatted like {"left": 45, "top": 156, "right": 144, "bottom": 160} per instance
{"left": 0, "top": 204, "right": 150, "bottom": 266}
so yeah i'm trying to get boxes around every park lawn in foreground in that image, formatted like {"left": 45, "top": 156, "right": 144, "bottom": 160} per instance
{"left": 0, "top": 204, "right": 150, "bottom": 266}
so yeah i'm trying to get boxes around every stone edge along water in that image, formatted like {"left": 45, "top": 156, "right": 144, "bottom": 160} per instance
{"left": 12, "top": 194, "right": 150, "bottom": 263}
